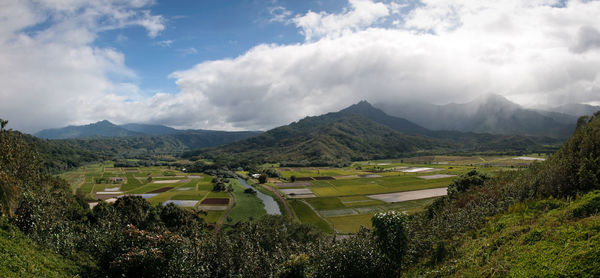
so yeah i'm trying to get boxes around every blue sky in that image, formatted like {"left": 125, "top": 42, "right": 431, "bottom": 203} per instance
{"left": 97, "top": 0, "right": 348, "bottom": 96}
{"left": 1, "top": 0, "right": 600, "bottom": 132}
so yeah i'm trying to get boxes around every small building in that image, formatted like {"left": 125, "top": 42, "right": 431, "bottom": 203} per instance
{"left": 251, "top": 173, "right": 261, "bottom": 179}
{"left": 109, "top": 177, "right": 124, "bottom": 183}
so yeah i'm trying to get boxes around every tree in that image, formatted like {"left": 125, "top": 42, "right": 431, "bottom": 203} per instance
{"left": 258, "top": 174, "right": 268, "bottom": 184}
{"left": 447, "top": 170, "right": 489, "bottom": 197}
{"left": 290, "top": 175, "right": 296, "bottom": 183}
{"left": 0, "top": 119, "right": 40, "bottom": 216}
{"left": 372, "top": 211, "right": 410, "bottom": 271}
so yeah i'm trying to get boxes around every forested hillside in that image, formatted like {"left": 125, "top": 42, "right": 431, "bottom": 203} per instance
{"left": 1, "top": 111, "right": 599, "bottom": 277}
{"left": 200, "top": 102, "right": 560, "bottom": 166}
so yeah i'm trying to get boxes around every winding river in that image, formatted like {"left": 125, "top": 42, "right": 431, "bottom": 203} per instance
{"left": 237, "top": 178, "right": 282, "bottom": 215}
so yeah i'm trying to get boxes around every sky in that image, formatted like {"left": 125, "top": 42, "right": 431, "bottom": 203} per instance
{"left": 1, "top": 0, "right": 600, "bottom": 133}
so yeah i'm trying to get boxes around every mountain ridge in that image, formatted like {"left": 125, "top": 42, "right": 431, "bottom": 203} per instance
{"left": 376, "top": 94, "right": 575, "bottom": 138}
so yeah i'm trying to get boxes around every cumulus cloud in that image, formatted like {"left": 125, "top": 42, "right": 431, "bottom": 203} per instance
{"left": 2, "top": 0, "right": 600, "bottom": 133}
{"left": 0, "top": 0, "right": 164, "bottom": 132}
{"left": 293, "top": 0, "right": 390, "bottom": 40}
{"left": 159, "top": 0, "right": 600, "bottom": 130}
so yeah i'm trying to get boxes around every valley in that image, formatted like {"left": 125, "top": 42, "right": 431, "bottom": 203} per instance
{"left": 60, "top": 154, "right": 546, "bottom": 234}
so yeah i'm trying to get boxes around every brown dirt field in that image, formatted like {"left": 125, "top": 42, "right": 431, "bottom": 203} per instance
{"left": 201, "top": 198, "right": 230, "bottom": 205}
{"left": 313, "top": 176, "right": 335, "bottom": 180}
{"left": 147, "top": 187, "right": 174, "bottom": 193}
{"left": 94, "top": 194, "right": 121, "bottom": 200}
{"left": 295, "top": 177, "right": 314, "bottom": 181}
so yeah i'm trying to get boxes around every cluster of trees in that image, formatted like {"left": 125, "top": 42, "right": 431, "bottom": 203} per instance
{"left": 2, "top": 112, "right": 600, "bottom": 277}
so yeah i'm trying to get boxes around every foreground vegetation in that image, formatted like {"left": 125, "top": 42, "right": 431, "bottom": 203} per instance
{"left": 0, "top": 111, "right": 599, "bottom": 276}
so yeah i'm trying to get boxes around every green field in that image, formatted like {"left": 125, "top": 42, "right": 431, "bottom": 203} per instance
{"left": 226, "top": 179, "right": 267, "bottom": 223}
{"left": 270, "top": 156, "right": 535, "bottom": 233}
{"left": 289, "top": 200, "right": 333, "bottom": 233}
{"left": 59, "top": 156, "right": 536, "bottom": 234}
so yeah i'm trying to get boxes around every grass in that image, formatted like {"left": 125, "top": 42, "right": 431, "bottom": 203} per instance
{"left": 310, "top": 175, "right": 453, "bottom": 197}
{"left": 171, "top": 192, "right": 209, "bottom": 201}
{"left": 207, "top": 191, "right": 230, "bottom": 198}
{"left": 227, "top": 179, "right": 267, "bottom": 223}
{"left": 327, "top": 213, "right": 375, "bottom": 234}
{"left": 121, "top": 172, "right": 143, "bottom": 191}
{"left": 289, "top": 200, "right": 333, "bottom": 233}
{"left": 0, "top": 218, "right": 81, "bottom": 277}
{"left": 407, "top": 191, "right": 600, "bottom": 277}
{"left": 305, "top": 197, "right": 346, "bottom": 210}
{"left": 202, "top": 211, "right": 224, "bottom": 224}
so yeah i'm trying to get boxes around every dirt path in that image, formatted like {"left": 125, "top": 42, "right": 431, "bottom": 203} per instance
{"left": 71, "top": 173, "right": 86, "bottom": 194}
{"left": 215, "top": 191, "right": 235, "bottom": 233}
{"left": 261, "top": 184, "right": 295, "bottom": 222}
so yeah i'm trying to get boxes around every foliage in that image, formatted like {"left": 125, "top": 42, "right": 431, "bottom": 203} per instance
{"left": 0, "top": 120, "right": 41, "bottom": 216}
{"left": 258, "top": 174, "right": 268, "bottom": 184}
{"left": 372, "top": 211, "right": 410, "bottom": 269}
{"left": 0, "top": 217, "right": 81, "bottom": 277}
{"left": 447, "top": 169, "right": 490, "bottom": 197}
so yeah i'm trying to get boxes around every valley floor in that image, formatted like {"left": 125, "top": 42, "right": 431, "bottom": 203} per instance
{"left": 59, "top": 154, "right": 545, "bottom": 234}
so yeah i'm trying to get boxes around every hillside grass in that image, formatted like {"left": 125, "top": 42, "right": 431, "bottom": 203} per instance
{"left": 0, "top": 218, "right": 81, "bottom": 277}
{"left": 407, "top": 191, "right": 600, "bottom": 277}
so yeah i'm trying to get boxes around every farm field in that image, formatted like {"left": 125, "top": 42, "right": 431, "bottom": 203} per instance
{"left": 61, "top": 162, "right": 229, "bottom": 225}
{"left": 265, "top": 155, "right": 540, "bottom": 233}
{"left": 59, "top": 155, "right": 540, "bottom": 234}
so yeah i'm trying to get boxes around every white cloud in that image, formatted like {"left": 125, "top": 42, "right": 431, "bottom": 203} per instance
{"left": 2, "top": 0, "right": 600, "bottom": 133}
{"left": 292, "top": 0, "right": 390, "bottom": 40}
{"left": 155, "top": 39, "right": 173, "bottom": 47}
{"left": 268, "top": 6, "right": 293, "bottom": 23}
{"left": 159, "top": 0, "right": 600, "bottom": 130}
{"left": 0, "top": 0, "right": 164, "bottom": 132}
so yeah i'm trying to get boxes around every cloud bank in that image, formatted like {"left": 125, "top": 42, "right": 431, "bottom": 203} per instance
{"left": 2, "top": 0, "right": 600, "bottom": 132}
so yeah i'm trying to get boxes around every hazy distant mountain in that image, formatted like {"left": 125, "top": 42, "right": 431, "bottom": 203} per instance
{"left": 549, "top": 103, "right": 600, "bottom": 117}
{"left": 203, "top": 101, "right": 555, "bottom": 165}
{"left": 35, "top": 120, "right": 143, "bottom": 139}
{"left": 377, "top": 94, "right": 575, "bottom": 138}
{"left": 34, "top": 121, "right": 262, "bottom": 156}
{"left": 119, "top": 123, "right": 179, "bottom": 135}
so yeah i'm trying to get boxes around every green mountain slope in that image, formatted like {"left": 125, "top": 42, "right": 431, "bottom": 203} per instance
{"left": 119, "top": 123, "right": 179, "bottom": 135}
{"left": 201, "top": 102, "right": 557, "bottom": 165}
{"left": 0, "top": 218, "right": 80, "bottom": 277}
{"left": 208, "top": 114, "right": 444, "bottom": 164}
{"left": 406, "top": 191, "right": 600, "bottom": 277}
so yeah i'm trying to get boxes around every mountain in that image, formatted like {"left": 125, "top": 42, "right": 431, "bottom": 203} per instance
{"left": 376, "top": 94, "right": 575, "bottom": 138}
{"left": 119, "top": 123, "right": 179, "bottom": 135}
{"left": 201, "top": 101, "right": 557, "bottom": 165}
{"left": 338, "top": 100, "right": 430, "bottom": 135}
{"left": 549, "top": 103, "right": 600, "bottom": 117}
{"left": 205, "top": 113, "right": 443, "bottom": 165}
{"left": 35, "top": 120, "right": 143, "bottom": 139}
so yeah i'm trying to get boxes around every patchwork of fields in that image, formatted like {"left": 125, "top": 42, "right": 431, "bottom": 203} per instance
{"left": 266, "top": 155, "right": 542, "bottom": 233}
{"left": 58, "top": 155, "right": 542, "bottom": 234}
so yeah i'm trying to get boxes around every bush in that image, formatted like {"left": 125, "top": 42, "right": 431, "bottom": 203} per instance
{"left": 447, "top": 170, "right": 490, "bottom": 197}
{"left": 372, "top": 211, "right": 409, "bottom": 269}
{"left": 569, "top": 190, "right": 600, "bottom": 219}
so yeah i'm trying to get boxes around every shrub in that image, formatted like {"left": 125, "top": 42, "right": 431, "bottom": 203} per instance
{"left": 569, "top": 190, "right": 600, "bottom": 219}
